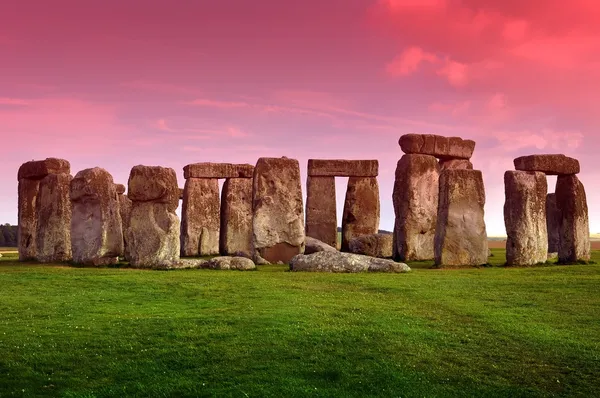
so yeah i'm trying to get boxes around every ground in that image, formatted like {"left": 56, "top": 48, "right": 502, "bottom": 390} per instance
{"left": 0, "top": 248, "right": 599, "bottom": 397}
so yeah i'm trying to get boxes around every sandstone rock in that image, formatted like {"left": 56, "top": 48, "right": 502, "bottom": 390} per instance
{"left": 392, "top": 154, "right": 439, "bottom": 261}
{"left": 503, "top": 171, "right": 548, "bottom": 266}
{"left": 399, "top": 134, "right": 475, "bottom": 160}
{"left": 341, "top": 177, "right": 380, "bottom": 252}
{"left": 70, "top": 168, "right": 124, "bottom": 266}
{"left": 514, "top": 154, "right": 580, "bottom": 175}
{"left": 220, "top": 178, "right": 254, "bottom": 257}
{"left": 305, "top": 176, "right": 337, "bottom": 247}
{"left": 289, "top": 251, "right": 410, "bottom": 273}
{"left": 118, "top": 194, "right": 132, "bottom": 258}
{"left": 35, "top": 173, "right": 73, "bottom": 263}
{"left": 253, "top": 253, "right": 271, "bottom": 265}
{"left": 17, "top": 178, "right": 40, "bottom": 261}
{"left": 114, "top": 184, "right": 126, "bottom": 195}
{"left": 176, "top": 258, "right": 208, "bottom": 269}
{"left": 252, "top": 157, "right": 305, "bottom": 263}
{"left": 18, "top": 158, "right": 70, "bottom": 180}
{"left": 546, "top": 193, "right": 560, "bottom": 253}
{"left": 203, "top": 256, "right": 256, "bottom": 271}
{"left": 348, "top": 233, "right": 393, "bottom": 258}
{"left": 556, "top": 175, "right": 590, "bottom": 262}
{"left": 127, "top": 165, "right": 179, "bottom": 211}
{"left": 184, "top": 163, "right": 254, "bottom": 179}
{"left": 434, "top": 169, "right": 488, "bottom": 267}
{"left": 307, "top": 159, "right": 378, "bottom": 177}
{"left": 181, "top": 178, "right": 220, "bottom": 256}
{"left": 305, "top": 236, "right": 338, "bottom": 254}
{"left": 126, "top": 202, "right": 180, "bottom": 268}
{"left": 439, "top": 159, "right": 473, "bottom": 170}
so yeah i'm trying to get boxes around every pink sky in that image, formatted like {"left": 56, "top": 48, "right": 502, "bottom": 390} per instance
{"left": 1, "top": 0, "right": 599, "bottom": 236}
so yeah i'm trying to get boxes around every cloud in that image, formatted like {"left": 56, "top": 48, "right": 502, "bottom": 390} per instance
{"left": 386, "top": 46, "right": 438, "bottom": 76}
{"left": 0, "top": 98, "right": 30, "bottom": 106}
{"left": 493, "top": 129, "right": 585, "bottom": 152}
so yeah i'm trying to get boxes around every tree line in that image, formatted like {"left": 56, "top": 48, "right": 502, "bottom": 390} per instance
{"left": 0, "top": 224, "right": 18, "bottom": 247}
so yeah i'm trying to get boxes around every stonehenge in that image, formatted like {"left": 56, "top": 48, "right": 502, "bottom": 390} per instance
{"left": 70, "top": 168, "right": 123, "bottom": 266}
{"left": 17, "top": 158, "right": 72, "bottom": 263}
{"left": 181, "top": 162, "right": 254, "bottom": 257}
{"left": 503, "top": 154, "right": 590, "bottom": 265}
{"left": 15, "top": 136, "right": 593, "bottom": 271}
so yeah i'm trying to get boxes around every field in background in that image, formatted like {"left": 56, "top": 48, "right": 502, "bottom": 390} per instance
{"left": 0, "top": 250, "right": 599, "bottom": 396}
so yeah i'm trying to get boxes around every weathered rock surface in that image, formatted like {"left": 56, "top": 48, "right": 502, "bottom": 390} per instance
{"left": 184, "top": 163, "right": 254, "bottom": 179}
{"left": 434, "top": 169, "right": 488, "bottom": 267}
{"left": 176, "top": 259, "right": 208, "bottom": 269}
{"left": 181, "top": 178, "right": 220, "bottom": 256}
{"left": 305, "top": 176, "right": 337, "bottom": 248}
{"left": 307, "top": 159, "right": 378, "bottom": 177}
{"left": 289, "top": 251, "right": 410, "bottom": 273}
{"left": 203, "top": 256, "right": 257, "bottom": 271}
{"left": 305, "top": 236, "right": 338, "bottom": 254}
{"left": 514, "top": 154, "right": 580, "bottom": 175}
{"left": 341, "top": 177, "right": 380, "bottom": 252}
{"left": 252, "top": 157, "right": 305, "bottom": 263}
{"left": 503, "top": 171, "right": 548, "bottom": 266}
{"left": 18, "top": 158, "right": 70, "bottom": 180}
{"left": 220, "top": 178, "right": 254, "bottom": 258}
{"left": 556, "top": 175, "right": 590, "bottom": 262}
{"left": 125, "top": 165, "right": 180, "bottom": 268}
{"left": 546, "top": 193, "right": 560, "bottom": 253}
{"left": 439, "top": 159, "right": 473, "bottom": 170}
{"left": 35, "top": 173, "right": 73, "bottom": 263}
{"left": 114, "top": 184, "right": 126, "bottom": 195}
{"left": 393, "top": 154, "right": 439, "bottom": 261}
{"left": 399, "top": 134, "right": 475, "bottom": 160}
{"left": 348, "top": 233, "right": 393, "bottom": 258}
{"left": 127, "top": 165, "right": 179, "bottom": 210}
{"left": 71, "top": 168, "right": 124, "bottom": 266}
{"left": 118, "top": 193, "right": 132, "bottom": 258}
{"left": 17, "top": 178, "right": 40, "bottom": 261}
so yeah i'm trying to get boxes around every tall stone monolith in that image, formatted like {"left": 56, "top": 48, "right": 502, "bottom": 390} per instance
{"left": 434, "top": 169, "right": 488, "bottom": 267}
{"left": 392, "top": 154, "right": 439, "bottom": 261}
{"left": 546, "top": 193, "right": 560, "bottom": 253}
{"left": 555, "top": 175, "right": 590, "bottom": 263}
{"left": 503, "top": 171, "right": 548, "bottom": 266}
{"left": 341, "top": 177, "right": 380, "bottom": 252}
{"left": 71, "top": 168, "right": 123, "bottom": 266}
{"left": 305, "top": 176, "right": 337, "bottom": 248}
{"left": 220, "top": 177, "right": 254, "bottom": 258}
{"left": 181, "top": 178, "right": 220, "bottom": 256}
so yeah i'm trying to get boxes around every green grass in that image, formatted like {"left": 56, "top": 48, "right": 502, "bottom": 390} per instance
{"left": 0, "top": 251, "right": 599, "bottom": 397}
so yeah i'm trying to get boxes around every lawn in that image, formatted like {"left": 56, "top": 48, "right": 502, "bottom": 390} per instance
{"left": 0, "top": 250, "right": 599, "bottom": 397}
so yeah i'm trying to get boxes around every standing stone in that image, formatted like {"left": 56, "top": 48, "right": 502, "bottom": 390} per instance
{"left": 434, "top": 169, "right": 488, "bottom": 267}
{"left": 439, "top": 159, "right": 473, "bottom": 170}
{"left": 305, "top": 176, "right": 337, "bottom": 248}
{"left": 181, "top": 178, "right": 220, "bottom": 256}
{"left": 118, "top": 193, "right": 132, "bottom": 258}
{"left": 341, "top": 177, "right": 380, "bottom": 252}
{"left": 392, "top": 154, "right": 439, "bottom": 261}
{"left": 71, "top": 168, "right": 123, "bottom": 266}
{"left": 220, "top": 177, "right": 254, "bottom": 258}
{"left": 503, "top": 171, "right": 548, "bottom": 266}
{"left": 126, "top": 165, "right": 180, "bottom": 268}
{"left": 252, "top": 157, "right": 305, "bottom": 263}
{"left": 17, "top": 179, "right": 40, "bottom": 261}
{"left": 555, "top": 175, "right": 590, "bottom": 263}
{"left": 35, "top": 173, "right": 73, "bottom": 263}
{"left": 546, "top": 193, "right": 560, "bottom": 253}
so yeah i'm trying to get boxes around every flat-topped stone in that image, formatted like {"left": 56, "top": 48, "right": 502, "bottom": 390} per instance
{"left": 514, "top": 154, "right": 580, "bottom": 175}
{"left": 115, "top": 184, "right": 126, "bottom": 195}
{"left": 127, "top": 165, "right": 179, "bottom": 210}
{"left": 399, "top": 134, "right": 475, "bottom": 160}
{"left": 183, "top": 163, "right": 254, "bottom": 179}
{"left": 307, "top": 159, "right": 378, "bottom": 177}
{"left": 18, "top": 158, "right": 70, "bottom": 180}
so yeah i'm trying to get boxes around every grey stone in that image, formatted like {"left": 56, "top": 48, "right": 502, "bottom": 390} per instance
{"left": 220, "top": 178, "right": 254, "bottom": 258}
{"left": 556, "top": 175, "right": 590, "bottom": 262}
{"left": 289, "top": 251, "right": 410, "bottom": 273}
{"left": 181, "top": 178, "right": 220, "bottom": 256}
{"left": 341, "top": 177, "right": 380, "bottom": 252}
{"left": 348, "top": 233, "right": 393, "bottom": 258}
{"left": 305, "top": 176, "right": 337, "bottom": 248}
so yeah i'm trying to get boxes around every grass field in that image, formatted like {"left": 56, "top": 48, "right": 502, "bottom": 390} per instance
{"left": 0, "top": 250, "right": 599, "bottom": 397}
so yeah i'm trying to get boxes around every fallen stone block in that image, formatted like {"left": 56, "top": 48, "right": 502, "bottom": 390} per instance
{"left": 289, "top": 251, "right": 410, "bottom": 273}
{"left": 348, "top": 233, "right": 393, "bottom": 258}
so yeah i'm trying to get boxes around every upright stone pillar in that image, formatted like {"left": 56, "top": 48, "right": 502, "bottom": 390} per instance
{"left": 181, "top": 178, "right": 220, "bottom": 256}
{"left": 126, "top": 165, "right": 180, "bottom": 268}
{"left": 71, "top": 168, "right": 124, "bottom": 266}
{"left": 341, "top": 177, "right": 380, "bottom": 252}
{"left": 17, "top": 158, "right": 72, "bottom": 262}
{"left": 434, "top": 169, "right": 488, "bottom": 267}
{"left": 503, "top": 171, "right": 548, "bottom": 266}
{"left": 392, "top": 154, "right": 439, "bottom": 261}
{"left": 253, "top": 157, "right": 305, "bottom": 263}
{"left": 220, "top": 177, "right": 254, "bottom": 258}
{"left": 305, "top": 176, "right": 337, "bottom": 247}
{"left": 546, "top": 193, "right": 560, "bottom": 253}
{"left": 556, "top": 175, "right": 590, "bottom": 263}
